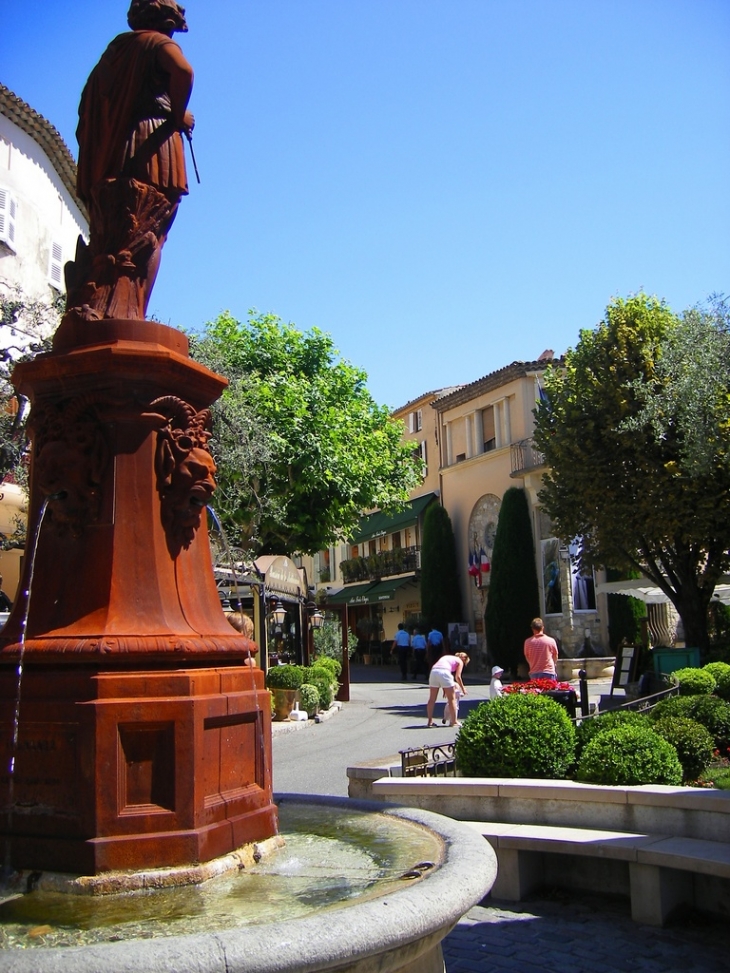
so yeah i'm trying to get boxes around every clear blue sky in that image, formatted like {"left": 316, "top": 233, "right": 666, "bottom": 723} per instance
{"left": 5, "top": 0, "right": 729, "bottom": 409}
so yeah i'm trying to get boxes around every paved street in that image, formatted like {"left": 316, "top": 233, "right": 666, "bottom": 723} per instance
{"left": 273, "top": 663, "right": 728, "bottom": 973}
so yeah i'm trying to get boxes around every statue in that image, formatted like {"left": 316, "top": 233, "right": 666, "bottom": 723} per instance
{"left": 65, "top": 0, "right": 195, "bottom": 321}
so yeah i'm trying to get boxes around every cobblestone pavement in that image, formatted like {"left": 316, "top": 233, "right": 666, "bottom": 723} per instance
{"left": 442, "top": 891, "right": 728, "bottom": 973}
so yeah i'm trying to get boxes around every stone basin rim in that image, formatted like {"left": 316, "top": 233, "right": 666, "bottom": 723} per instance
{"left": 0, "top": 794, "right": 498, "bottom": 973}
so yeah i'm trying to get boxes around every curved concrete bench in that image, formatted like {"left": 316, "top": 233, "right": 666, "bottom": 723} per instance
{"left": 347, "top": 773, "right": 730, "bottom": 926}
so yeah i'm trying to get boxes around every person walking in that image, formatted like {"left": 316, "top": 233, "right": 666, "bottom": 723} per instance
{"left": 523, "top": 618, "right": 559, "bottom": 680}
{"left": 427, "top": 652, "right": 469, "bottom": 727}
{"left": 391, "top": 623, "right": 411, "bottom": 680}
{"left": 426, "top": 626, "right": 444, "bottom": 668}
{"left": 411, "top": 628, "right": 428, "bottom": 680}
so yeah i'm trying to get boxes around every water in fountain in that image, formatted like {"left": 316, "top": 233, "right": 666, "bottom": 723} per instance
{"left": 0, "top": 801, "right": 441, "bottom": 950}
{"left": 2, "top": 495, "right": 55, "bottom": 880}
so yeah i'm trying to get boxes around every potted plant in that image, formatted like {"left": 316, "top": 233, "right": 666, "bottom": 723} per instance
{"left": 265, "top": 664, "right": 305, "bottom": 720}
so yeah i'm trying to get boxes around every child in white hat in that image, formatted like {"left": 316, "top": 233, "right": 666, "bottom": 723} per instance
{"left": 489, "top": 665, "right": 505, "bottom": 699}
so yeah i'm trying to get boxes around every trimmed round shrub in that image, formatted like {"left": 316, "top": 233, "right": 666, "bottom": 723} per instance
{"left": 652, "top": 717, "right": 715, "bottom": 782}
{"left": 455, "top": 694, "right": 576, "bottom": 779}
{"left": 309, "top": 673, "right": 333, "bottom": 710}
{"left": 265, "top": 664, "right": 305, "bottom": 690}
{"left": 651, "top": 694, "right": 730, "bottom": 754}
{"left": 703, "top": 662, "right": 730, "bottom": 701}
{"left": 671, "top": 667, "right": 716, "bottom": 696}
{"left": 576, "top": 725, "right": 683, "bottom": 786}
{"left": 575, "top": 710, "right": 648, "bottom": 763}
{"left": 298, "top": 683, "right": 320, "bottom": 718}
{"left": 312, "top": 656, "right": 342, "bottom": 679}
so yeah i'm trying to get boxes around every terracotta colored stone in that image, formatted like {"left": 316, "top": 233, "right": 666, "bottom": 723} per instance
{"left": 0, "top": 321, "right": 278, "bottom": 875}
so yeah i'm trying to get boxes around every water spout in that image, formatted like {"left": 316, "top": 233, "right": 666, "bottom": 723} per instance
{"left": 3, "top": 496, "right": 52, "bottom": 878}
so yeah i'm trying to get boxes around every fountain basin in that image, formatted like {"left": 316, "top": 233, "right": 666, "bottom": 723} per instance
{"left": 0, "top": 794, "right": 497, "bottom": 973}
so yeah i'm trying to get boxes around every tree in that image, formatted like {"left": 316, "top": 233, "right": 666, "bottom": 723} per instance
{"left": 484, "top": 487, "right": 541, "bottom": 674}
{"left": 420, "top": 502, "right": 462, "bottom": 636}
{"left": 0, "top": 288, "right": 61, "bottom": 487}
{"left": 189, "top": 311, "right": 422, "bottom": 555}
{"left": 533, "top": 293, "right": 730, "bottom": 652}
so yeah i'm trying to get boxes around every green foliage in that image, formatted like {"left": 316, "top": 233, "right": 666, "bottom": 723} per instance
{"left": 265, "top": 664, "right": 305, "bottom": 690}
{"left": 312, "top": 619, "right": 356, "bottom": 660}
{"left": 605, "top": 568, "right": 646, "bottom": 652}
{"left": 650, "top": 694, "right": 730, "bottom": 754}
{"left": 455, "top": 694, "right": 576, "bottom": 779}
{"left": 484, "top": 488, "right": 541, "bottom": 673}
{"left": 651, "top": 717, "right": 715, "bottom": 782}
{"left": 189, "top": 311, "right": 422, "bottom": 555}
{"left": 308, "top": 672, "right": 333, "bottom": 710}
{"left": 671, "top": 667, "right": 716, "bottom": 696}
{"left": 534, "top": 293, "right": 730, "bottom": 652}
{"left": 0, "top": 289, "right": 62, "bottom": 488}
{"left": 704, "top": 767, "right": 730, "bottom": 790}
{"left": 576, "top": 725, "right": 683, "bottom": 786}
{"left": 703, "top": 662, "right": 730, "bottom": 701}
{"left": 298, "top": 683, "right": 320, "bottom": 718}
{"left": 574, "top": 710, "right": 648, "bottom": 763}
{"left": 419, "top": 503, "right": 462, "bottom": 634}
{"left": 310, "top": 655, "right": 342, "bottom": 679}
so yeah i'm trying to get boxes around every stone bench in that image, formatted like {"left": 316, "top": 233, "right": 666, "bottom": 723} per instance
{"left": 463, "top": 820, "right": 730, "bottom": 926}
{"left": 352, "top": 776, "right": 730, "bottom": 925}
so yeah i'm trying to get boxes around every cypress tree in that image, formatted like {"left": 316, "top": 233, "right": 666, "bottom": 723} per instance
{"left": 420, "top": 502, "right": 462, "bottom": 635}
{"left": 485, "top": 487, "right": 541, "bottom": 674}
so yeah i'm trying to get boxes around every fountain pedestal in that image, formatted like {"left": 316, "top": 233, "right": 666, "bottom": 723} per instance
{"left": 0, "top": 318, "right": 277, "bottom": 874}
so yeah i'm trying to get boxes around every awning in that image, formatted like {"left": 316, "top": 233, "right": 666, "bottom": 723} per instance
{"left": 326, "top": 582, "right": 377, "bottom": 606}
{"left": 596, "top": 576, "right": 730, "bottom": 606}
{"left": 366, "top": 576, "right": 418, "bottom": 603}
{"left": 350, "top": 493, "right": 436, "bottom": 544}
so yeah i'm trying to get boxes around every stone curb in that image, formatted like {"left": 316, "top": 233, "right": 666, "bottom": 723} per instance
{"left": 271, "top": 700, "right": 342, "bottom": 735}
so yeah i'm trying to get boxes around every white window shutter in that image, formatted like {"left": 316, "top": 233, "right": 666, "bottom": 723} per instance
{"left": 416, "top": 409, "right": 423, "bottom": 431}
{"left": 0, "top": 189, "right": 17, "bottom": 251}
{"left": 49, "top": 241, "right": 63, "bottom": 288}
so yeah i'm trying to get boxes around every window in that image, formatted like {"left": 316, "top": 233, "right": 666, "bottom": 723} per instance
{"left": 482, "top": 405, "right": 496, "bottom": 451}
{"left": 392, "top": 531, "right": 402, "bottom": 550}
{"left": 409, "top": 409, "right": 423, "bottom": 433}
{"left": 49, "top": 242, "right": 63, "bottom": 289}
{"left": 411, "top": 440, "right": 427, "bottom": 476}
{"left": 0, "top": 189, "right": 17, "bottom": 251}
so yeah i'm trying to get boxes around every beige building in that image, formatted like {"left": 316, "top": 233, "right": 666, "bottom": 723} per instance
{"left": 434, "top": 354, "right": 608, "bottom": 665}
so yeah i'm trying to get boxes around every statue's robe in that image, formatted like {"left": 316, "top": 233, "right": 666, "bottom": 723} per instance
{"left": 76, "top": 30, "right": 189, "bottom": 204}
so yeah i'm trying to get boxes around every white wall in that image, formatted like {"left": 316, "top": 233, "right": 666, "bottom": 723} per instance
{"left": 0, "top": 114, "right": 86, "bottom": 308}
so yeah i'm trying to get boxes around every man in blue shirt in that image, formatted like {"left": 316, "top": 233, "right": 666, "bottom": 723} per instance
{"left": 411, "top": 628, "right": 428, "bottom": 680}
{"left": 427, "top": 626, "right": 444, "bottom": 668}
{"left": 391, "top": 623, "right": 411, "bottom": 680}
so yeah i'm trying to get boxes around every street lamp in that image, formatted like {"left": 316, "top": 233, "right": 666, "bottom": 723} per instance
{"left": 271, "top": 600, "right": 287, "bottom": 626}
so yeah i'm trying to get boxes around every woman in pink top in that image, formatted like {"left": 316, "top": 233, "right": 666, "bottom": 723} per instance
{"left": 427, "top": 652, "right": 469, "bottom": 727}
{"left": 523, "top": 617, "right": 559, "bottom": 679}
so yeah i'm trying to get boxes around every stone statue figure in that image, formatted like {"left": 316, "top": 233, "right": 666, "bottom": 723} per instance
{"left": 65, "top": 0, "right": 194, "bottom": 321}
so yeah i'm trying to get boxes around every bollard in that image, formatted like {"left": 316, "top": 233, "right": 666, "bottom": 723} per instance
{"left": 578, "top": 669, "right": 589, "bottom": 716}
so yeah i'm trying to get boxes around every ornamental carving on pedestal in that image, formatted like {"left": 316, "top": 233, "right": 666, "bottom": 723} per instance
{"left": 146, "top": 396, "right": 216, "bottom": 554}
{"left": 32, "top": 395, "right": 111, "bottom": 537}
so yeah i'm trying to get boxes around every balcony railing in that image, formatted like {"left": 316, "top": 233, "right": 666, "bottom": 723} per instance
{"left": 339, "top": 546, "right": 421, "bottom": 584}
{"left": 510, "top": 438, "right": 545, "bottom": 476}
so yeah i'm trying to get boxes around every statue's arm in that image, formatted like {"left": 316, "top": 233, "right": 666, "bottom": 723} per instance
{"left": 156, "top": 41, "right": 195, "bottom": 135}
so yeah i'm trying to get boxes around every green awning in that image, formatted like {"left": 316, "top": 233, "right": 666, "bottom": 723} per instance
{"left": 350, "top": 493, "right": 437, "bottom": 544}
{"left": 326, "top": 582, "right": 377, "bottom": 606}
{"left": 366, "top": 577, "right": 418, "bottom": 603}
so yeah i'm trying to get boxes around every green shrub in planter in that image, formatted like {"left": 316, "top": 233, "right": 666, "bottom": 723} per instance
{"left": 455, "top": 694, "right": 576, "bottom": 779}
{"left": 576, "top": 725, "right": 682, "bottom": 786}
{"left": 265, "top": 664, "right": 305, "bottom": 690}
{"left": 298, "top": 683, "right": 320, "bottom": 718}
{"left": 311, "top": 657, "right": 342, "bottom": 679}
{"left": 651, "top": 716, "right": 715, "bottom": 782}
{"left": 575, "top": 710, "right": 648, "bottom": 763}
{"left": 671, "top": 667, "right": 716, "bottom": 696}
{"left": 703, "top": 662, "right": 730, "bottom": 701}
{"left": 309, "top": 673, "right": 333, "bottom": 710}
{"left": 651, "top": 694, "right": 730, "bottom": 754}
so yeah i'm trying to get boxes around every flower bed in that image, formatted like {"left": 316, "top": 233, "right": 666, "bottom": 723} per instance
{"left": 503, "top": 678, "right": 573, "bottom": 695}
